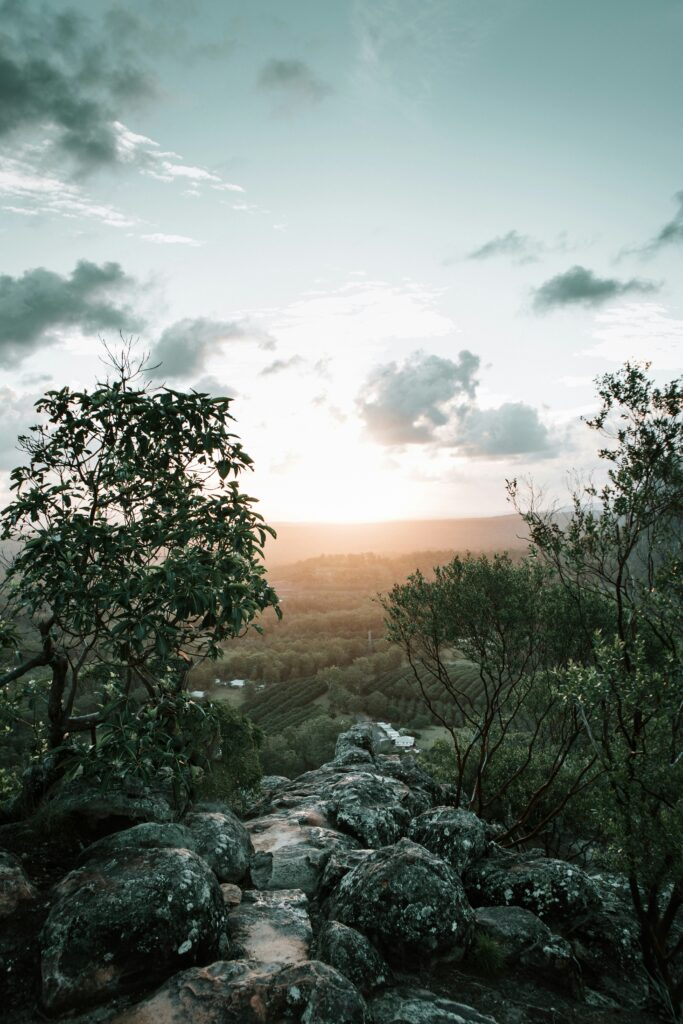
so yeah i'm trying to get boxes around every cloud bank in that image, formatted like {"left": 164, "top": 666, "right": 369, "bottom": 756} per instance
{"left": 150, "top": 317, "right": 276, "bottom": 379}
{"left": 258, "top": 59, "right": 331, "bottom": 110}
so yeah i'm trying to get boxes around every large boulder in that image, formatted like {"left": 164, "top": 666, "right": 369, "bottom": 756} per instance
{"left": 370, "top": 986, "right": 498, "bottom": 1023}
{"left": 474, "top": 906, "right": 581, "bottom": 995}
{"left": 317, "top": 920, "right": 390, "bottom": 995}
{"left": 0, "top": 849, "right": 36, "bottom": 917}
{"left": 76, "top": 822, "right": 192, "bottom": 865}
{"left": 40, "top": 846, "right": 228, "bottom": 1013}
{"left": 334, "top": 723, "right": 384, "bottom": 761}
{"left": 408, "top": 807, "right": 487, "bottom": 875}
{"left": 332, "top": 838, "right": 474, "bottom": 962}
{"left": 112, "top": 959, "right": 367, "bottom": 1024}
{"left": 183, "top": 809, "right": 253, "bottom": 883}
{"left": 328, "top": 771, "right": 431, "bottom": 847}
{"left": 41, "top": 775, "right": 173, "bottom": 838}
{"left": 465, "top": 850, "right": 599, "bottom": 929}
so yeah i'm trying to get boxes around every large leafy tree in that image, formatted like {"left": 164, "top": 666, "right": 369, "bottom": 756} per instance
{"left": 509, "top": 363, "right": 683, "bottom": 1014}
{"left": 0, "top": 346, "right": 280, "bottom": 756}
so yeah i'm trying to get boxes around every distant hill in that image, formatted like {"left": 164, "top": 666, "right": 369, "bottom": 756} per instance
{"left": 263, "top": 515, "right": 528, "bottom": 566}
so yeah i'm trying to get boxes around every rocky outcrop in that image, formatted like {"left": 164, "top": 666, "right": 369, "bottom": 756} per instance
{"left": 317, "top": 920, "right": 390, "bottom": 995}
{"left": 332, "top": 837, "right": 474, "bottom": 962}
{"left": 112, "top": 959, "right": 368, "bottom": 1024}
{"left": 248, "top": 811, "right": 359, "bottom": 895}
{"left": 408, "top": 806, "right": 487, "bottom": 875}
{"left": 0, "top": 849, "right": 36, "bottom": 917}
{"left": 40, "top": 846, "right": 228, "bottom": 1013}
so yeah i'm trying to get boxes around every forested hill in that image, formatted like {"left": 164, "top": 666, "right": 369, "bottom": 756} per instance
{"left": 263, "top": 514, "right": 528, "bottom": 566}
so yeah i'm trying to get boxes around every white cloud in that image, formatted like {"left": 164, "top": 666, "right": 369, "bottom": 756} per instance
{"left": 141, "top": 232, "right": 203, "bottom": 247}
{"left": 113, "top": 121, "right": 245, "bottom": 194}
{"left": 586, "top": 303, "right": 683, "bottom": 369}
{"left": 0, "top": 154, "right": 137, "bottom": 228}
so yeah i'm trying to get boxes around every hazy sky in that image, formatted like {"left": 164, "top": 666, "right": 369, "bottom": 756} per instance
{"left": 1, "top": 0, "right": 682, "bottom": 521}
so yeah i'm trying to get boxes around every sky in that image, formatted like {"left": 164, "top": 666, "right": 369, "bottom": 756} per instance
{"left": 1, "top": 0, "right": 682, "bottom": 523}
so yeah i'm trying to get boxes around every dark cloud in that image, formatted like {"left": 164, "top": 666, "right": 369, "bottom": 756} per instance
{"left": 0, "top": 260, "right": 138, "bottom": 368}
{"left": 467, "top": 230, "right": 541, "bottom": 264}
{"left": 260, "top": 355, "right": 305, "bottom": 376}
{"left": 257, "top": 59, "right": 331, "bottom": 109}
{"left": 150, "top": 318, "right": 276, "bottom": 379}
{"left": 190, "top": 375, "right": 238, "bottom": 399}
{"left": 647, "top": 190, "right": 683, "bottom": 251}
{"left": 357, "top": 350, "right": 480, "bottom": 445}
{"left": 451, "top": 402, "right": 558, "bottom": 458}
{"left": 0, "top": 1, "right": 153, "bottom": 170}
{"left": 532, "top": 265, "right": 659, "bottom": 311}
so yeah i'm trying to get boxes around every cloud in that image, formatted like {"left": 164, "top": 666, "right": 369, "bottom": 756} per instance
{"left": 150, "top": 318, "right": 276, "bottom": 379}
{"left": 357, "top": 349, "right": 480, "bottom": 444}
{"left": 451, "top": 402, "right": 557, "bottom": 458}
{"left": 584, "top": 302, "right": 683, "bottom": 370}
{"left": 357, "top": 348, "right": 562, "bottom": 459}
{"left": 0, "top": 386, "right": 38, "bottom": 468}
{"left": 532, "top": 265, "right": 659, "bottom": 311}
{"left": 645, "top": 190, "right": 683, "bottom": 251}
{"left": 260, "top": 355, "right": 305, "bottom": 376}
{"left": 190, "top": 375, "right": 238, "bottom": 399}
{"left": 140, "top": 232, "right": 202, "bottom": 247}
{"left": 257, "top": 59, "right": 331, "bottom": 110}
{"left": 0, "top": 152, "right": 138, "bottom": 227}
{"left": 467, "top": 230, "right": 541, "bottom": 264}
{"left": 0, "top": 260, "right": 138, "bottom": 368}
{"left": 0, "top": 1, "right": 153, "bottom": 171}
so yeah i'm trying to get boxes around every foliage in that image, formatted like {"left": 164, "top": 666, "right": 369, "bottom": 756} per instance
{"left": 509, "top": 362, "right": 683, "bottom": 1013}
{"left": 0, "top": 343, "right": 279, "bottom": 805}
{"left": 260, "top": 713, "right": 351, "bottom": 777}
{"left": 382, "top": 551, "right": 602, "bottom": 845}
{"left": 195, "top": 700, "right": 263, "bottom": 812}
{"left": 465, "top": 932, "right": 505, "bottom": 977}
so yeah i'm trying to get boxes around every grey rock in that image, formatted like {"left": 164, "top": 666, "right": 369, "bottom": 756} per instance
{"left": 317, "top": 920, "right": 390, "bottom": 994}
{"left": 76, "top": 822, "right": 193, "bottom": 866}
{"left": 465, "top": 850, "right": 599, "bottom": 928}
{"left": 43, "top": 776, "right": 173, "bottom": 835}
{"left": 409, "top": 807, "right": 487, "bottom": 875}
{"left": 332, "top": 838, "right": 474, "bottom": 962}
{"left": 0, "top": 848, "right": 35, "bottom": 917}
{"left": 184, "top": 809, "right": 253, "bottom": 883}
{"left": 112, "top": 959, "right": 368, "bottom": 1024}
{"left": 40, "top": 846, "right": 228, "bottom": 1013}
{"left": 329, "top": 770, "right": 431, "bottom": 847}
{"left": 227, "top": 888, "right": 312, "bottom": 963}
{"left": 474, "top": 905, "right": 581, "bottom": 995}
{"left": 248, "top": 811, "right": 359, "bottom": 895}
{"left": 334, "top": 723, "right": 384, "bottom": 760}
{"left": 370, "top": 986, "right": 498, "bottom": 1023}
{"left": 319, "top": 848, "right": 375, "bottom": 902}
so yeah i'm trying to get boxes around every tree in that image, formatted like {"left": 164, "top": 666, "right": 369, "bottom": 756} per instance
{"left": 508, "top": 363, "right": 683, "bottom": 1015}
{"left": 382, "top": 551, "right": 603, "bottom": 846}
{"left": 0, "top": 344, "right": 280, "bottom": 787}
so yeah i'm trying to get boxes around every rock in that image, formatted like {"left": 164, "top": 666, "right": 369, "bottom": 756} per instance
{"left": 0, "top": 849, "right": 36, "bottom": 917}
{"left": 248, "top": 811, "right": 359, "bottom": 895}
{"left": 569, "top": 873, "right": 648, "bottom": 1008}
{"left": 183, "top": 809, "right": 253, "bottom": 883}
{"left": 227, "top": 888, "right": 312, "bottom": 963}
{"left": 40, "top": 846, "right": 228, "bottom": 1013}
{"left": 221, "top": 883, "right": 242, "bottom": 906}
{"left": 332, "top": 838, "right": 474, "bottom": 962}
{"left": 260, "top": 775, "right": 291, "bottom": 791}
{"left": 370, "top": 986, "right": 498, "bottom": 1023}
{"left": 334, "top": 723, "right": 384, "bottom": 760}
{"left": 76, "top": 822, "right": 192, "bottom": 866}
{"left": 474, "top": 906, "right": 581, "bottom": 995}
{"left": 329, "top": 771, "right": 431, "bottom": 847}
{"left": 465, "top": 849, "right": 599, "bottom": 929}
{"left": 317, "top": 920, "right": 390, "bottom": 994}
{"left": 409, "top": 807, "right": 487, "bottom": 875}
{"left": 113, "top": 959, "right": 367, "bottom": 1024}
{"left": 319, "top": 848, "right": 374, "bottom": 902}
{"left": 42, "top": 776, "right": 173, "bottom": 838}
